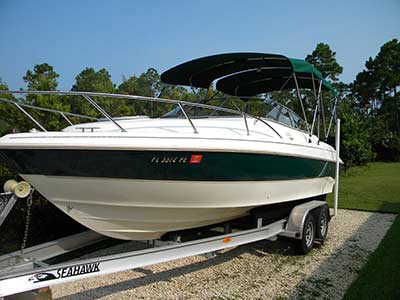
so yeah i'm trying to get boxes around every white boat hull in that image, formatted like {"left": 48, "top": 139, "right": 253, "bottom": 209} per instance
{"left": 22, "top": 174, "right": 335, "bottom": 240}
{"left": 1, "top": 117, "right": 339, "bottom": 240}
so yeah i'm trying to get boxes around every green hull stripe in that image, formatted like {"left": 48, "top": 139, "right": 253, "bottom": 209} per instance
{"left": 0, "top": 149, "right": 335, "bottom": 181}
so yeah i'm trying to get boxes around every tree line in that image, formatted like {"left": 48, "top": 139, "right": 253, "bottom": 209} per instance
{"left": 0, "top": 39, "right": 399, "bottom": 168}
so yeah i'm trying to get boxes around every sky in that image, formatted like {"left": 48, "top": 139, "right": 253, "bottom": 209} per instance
{"left": 0, "top": 0, "right": 399, "bottom": 90}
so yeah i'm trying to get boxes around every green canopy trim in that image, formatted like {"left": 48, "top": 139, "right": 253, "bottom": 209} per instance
{"left": 160, "top": 53, "right": 337, "bottom": 97}
{"left": 289, "top": 58, "right": 337, "bottom": 96}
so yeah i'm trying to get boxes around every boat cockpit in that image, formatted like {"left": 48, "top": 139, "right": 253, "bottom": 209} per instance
{"left": 161, "top": 97, "right": 307, "bottom": 131}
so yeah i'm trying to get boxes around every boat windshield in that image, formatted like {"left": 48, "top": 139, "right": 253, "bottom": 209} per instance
{"left": 161, "top": 98, "right": 307, "bottom": 130}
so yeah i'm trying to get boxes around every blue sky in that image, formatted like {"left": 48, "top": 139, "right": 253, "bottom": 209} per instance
{"left": 1, "top": 0, "right": 399, "bottom": 90}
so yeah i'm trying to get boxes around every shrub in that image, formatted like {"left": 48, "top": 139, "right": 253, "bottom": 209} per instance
{"left": 339, "top": 100, "right": 376, "bottom": 168}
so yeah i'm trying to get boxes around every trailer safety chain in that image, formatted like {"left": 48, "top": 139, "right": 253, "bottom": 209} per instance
{"left": 20, "top": 191, "right": 33, "bottom": 253}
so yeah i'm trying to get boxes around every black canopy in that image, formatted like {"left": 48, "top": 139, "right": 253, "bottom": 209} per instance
{"left": 160, "top": 53, "right": 337, "bottom": 96}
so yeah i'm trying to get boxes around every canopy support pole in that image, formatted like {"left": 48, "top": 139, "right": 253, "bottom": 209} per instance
{"left": 310, "top": 80, "right": 323, "bottom": 138}
{"left": 292, "top": 73, "right": 310, "bottom": 135}
{"left": 311, "top": 73, "right": 318, "bottom": 103}
{"left": 279, "top": 74, "right": 293, "bottom": 91}
{"left": 325, "top": 96, "right": 339, "bottom": 141}
{"left": 157, "top": 87, "right": 166, "bottom": 98}
{"left": 320, "top": 89, "right": 327, "bottom": 137}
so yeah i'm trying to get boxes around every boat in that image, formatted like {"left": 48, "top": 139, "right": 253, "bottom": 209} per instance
{"left": 0, "top": 53, "right": 340, "bottom": 240}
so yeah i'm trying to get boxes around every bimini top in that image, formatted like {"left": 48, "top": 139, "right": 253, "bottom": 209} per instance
{"left": 161, "top": 52, "right": 337, "bottom": 97}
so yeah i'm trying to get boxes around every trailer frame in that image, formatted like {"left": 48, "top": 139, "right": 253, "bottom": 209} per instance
{"left": 0, "top": 201, "right": 330, "bottom": 298}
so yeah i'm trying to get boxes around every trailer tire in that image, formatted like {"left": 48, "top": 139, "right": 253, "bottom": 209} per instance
{"left": 315, "top": 205, "right": 329, "bottom": 243}
{"left": 295, "top": 213, "right": 315, "bottom": 254}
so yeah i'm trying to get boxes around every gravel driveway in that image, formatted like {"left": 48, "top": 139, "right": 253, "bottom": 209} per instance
{"left": 52, "top": 209, "right": 396, "bottom": 300}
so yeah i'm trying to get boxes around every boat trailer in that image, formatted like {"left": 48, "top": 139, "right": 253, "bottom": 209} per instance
{"left": 0, "top": 196, "right": 340, "bottom": 298}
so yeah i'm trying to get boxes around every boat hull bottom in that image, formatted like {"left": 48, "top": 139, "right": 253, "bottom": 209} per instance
{"left": 21, "top": 175, "right": 335, "bottom": 240}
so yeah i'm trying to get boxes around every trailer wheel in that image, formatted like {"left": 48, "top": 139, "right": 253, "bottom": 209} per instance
{"left": 315, "top": 205, "right": 329, "bottom": 243}
{"left": 295, "top": 213, "right": 315, "bottom": 254}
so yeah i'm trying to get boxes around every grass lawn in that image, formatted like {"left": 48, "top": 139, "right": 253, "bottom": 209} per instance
{"left": 327, "top": 162, "right": 400, "bottom": 299}
{"left": 327, "top": 162, "right": 400, "bottom": 214}
{"left": 343, "top": 215, "right": 400, "bottom": 300}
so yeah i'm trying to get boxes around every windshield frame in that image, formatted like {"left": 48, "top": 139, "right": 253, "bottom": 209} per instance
{"left": 161, "top": 96, "right": 308, "bottom": 132}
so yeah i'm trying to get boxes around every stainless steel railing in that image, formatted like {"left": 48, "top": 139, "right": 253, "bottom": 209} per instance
{"left": 0, "top": 90, "right": 283, "bottom": 138}
{"left": 0, "top": 96, "right": 99, "bottom": 132}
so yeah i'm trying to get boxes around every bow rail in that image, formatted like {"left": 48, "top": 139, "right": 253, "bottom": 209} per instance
{"left": 0, "top": 90, "right": 283, "bottom": 138}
